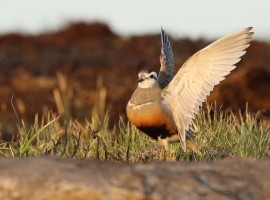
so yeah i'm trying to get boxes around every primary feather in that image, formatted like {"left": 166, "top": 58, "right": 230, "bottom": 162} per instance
{"left": 161, "top": 27, "right": 253, "bottom": 151}
{"left": 158, "top": 27, "right": 175, "bottom": 88}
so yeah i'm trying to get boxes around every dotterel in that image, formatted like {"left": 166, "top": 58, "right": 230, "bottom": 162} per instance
{"left": 126, "top": 27, "right": 253, "bottom": 152}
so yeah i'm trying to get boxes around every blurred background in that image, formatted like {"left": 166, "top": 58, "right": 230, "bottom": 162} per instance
{"left": 0, "top": 0, "right": 269, "bottom": 139}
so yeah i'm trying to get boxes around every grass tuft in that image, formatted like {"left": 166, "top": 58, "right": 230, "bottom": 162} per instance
{"left": 1, "top": 74, "right": 269, "bottom": 162}
{"left": 0, "top": 104, "right": 269, "bottom": 163}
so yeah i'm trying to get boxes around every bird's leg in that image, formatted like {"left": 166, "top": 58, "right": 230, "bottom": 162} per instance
{"left": 158, "top": 137, "right": 170, "bottom": 160}
{"left": 159, "top": 137, "right": 169, "bottom": 151}
{"left": 186, "top": 140, "right": 198, "bottom": 153}
{"left": 186, "top": 139, "right": 202, "bottom": 156}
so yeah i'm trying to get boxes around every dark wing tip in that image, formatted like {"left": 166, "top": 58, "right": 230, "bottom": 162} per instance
{"left": 161, "top": 26, "right": 165, "bottom": 45}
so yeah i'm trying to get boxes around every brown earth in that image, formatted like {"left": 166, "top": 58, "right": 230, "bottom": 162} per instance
{"left": 0, "top": 22, "right": 269, "bottom": 136}
{"left": 0, "top": 157, "right": 269, "bottom": 200}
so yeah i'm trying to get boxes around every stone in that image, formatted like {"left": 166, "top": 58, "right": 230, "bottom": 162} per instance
{"left": 0, "top": 157, "right": 269, "bottom": 200}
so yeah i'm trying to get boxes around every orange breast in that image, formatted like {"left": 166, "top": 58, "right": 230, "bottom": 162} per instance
{"left": 126, "top": 101, "right": 176, "bottom": 139}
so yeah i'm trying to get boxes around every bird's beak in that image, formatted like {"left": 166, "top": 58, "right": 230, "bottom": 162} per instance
{"left": 137, "top": 78, "right": 143, "bottom": 83}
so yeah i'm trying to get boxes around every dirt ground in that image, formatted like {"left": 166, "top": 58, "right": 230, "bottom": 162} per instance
{"left": 0, "top": 22, "right": 269, "bottom": 137}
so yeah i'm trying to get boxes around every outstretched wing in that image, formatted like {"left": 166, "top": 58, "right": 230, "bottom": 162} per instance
{"left": 158, "top": 27, "right": 175, "bottom": 89}
{"left": 161, "top": 27, "right": 253, "bottom": 151}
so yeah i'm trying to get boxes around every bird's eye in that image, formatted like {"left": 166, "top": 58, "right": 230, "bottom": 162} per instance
{"left": 150, "top": 74, "right": 156, "bottom": 79}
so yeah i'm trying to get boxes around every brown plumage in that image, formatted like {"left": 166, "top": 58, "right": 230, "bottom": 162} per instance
{"left": 127, "top": 86, "right": 177, "bottom": 140}
{"left": 126, "top": 27, "right": 253, "bottom": 152}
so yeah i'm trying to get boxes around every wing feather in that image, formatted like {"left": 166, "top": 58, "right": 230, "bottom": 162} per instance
{"left": 161, "top": 27, "right": 253, "bottom": 151}
{"left": 158, "top": 27, "right": 175, "bottom": 88}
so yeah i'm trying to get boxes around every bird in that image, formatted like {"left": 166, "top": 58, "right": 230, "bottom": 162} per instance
{"left": 126, "top": 27, "right": 253, "bottom": 152}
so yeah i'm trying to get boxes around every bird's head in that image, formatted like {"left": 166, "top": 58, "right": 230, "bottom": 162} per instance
{"left": 137, "top": 69, "right": 158, "bottom": 88}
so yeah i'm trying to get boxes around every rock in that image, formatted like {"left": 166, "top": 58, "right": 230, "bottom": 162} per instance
{"left": 0, "top": 157, "right": 269, "bottom": 200}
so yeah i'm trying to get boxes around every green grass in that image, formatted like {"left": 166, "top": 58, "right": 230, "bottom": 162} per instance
{"left": 0, "top": 105, "right": 269, "bottom": 163}
{"left": 0, "top": 73, "right": 269, "bottom": 162}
